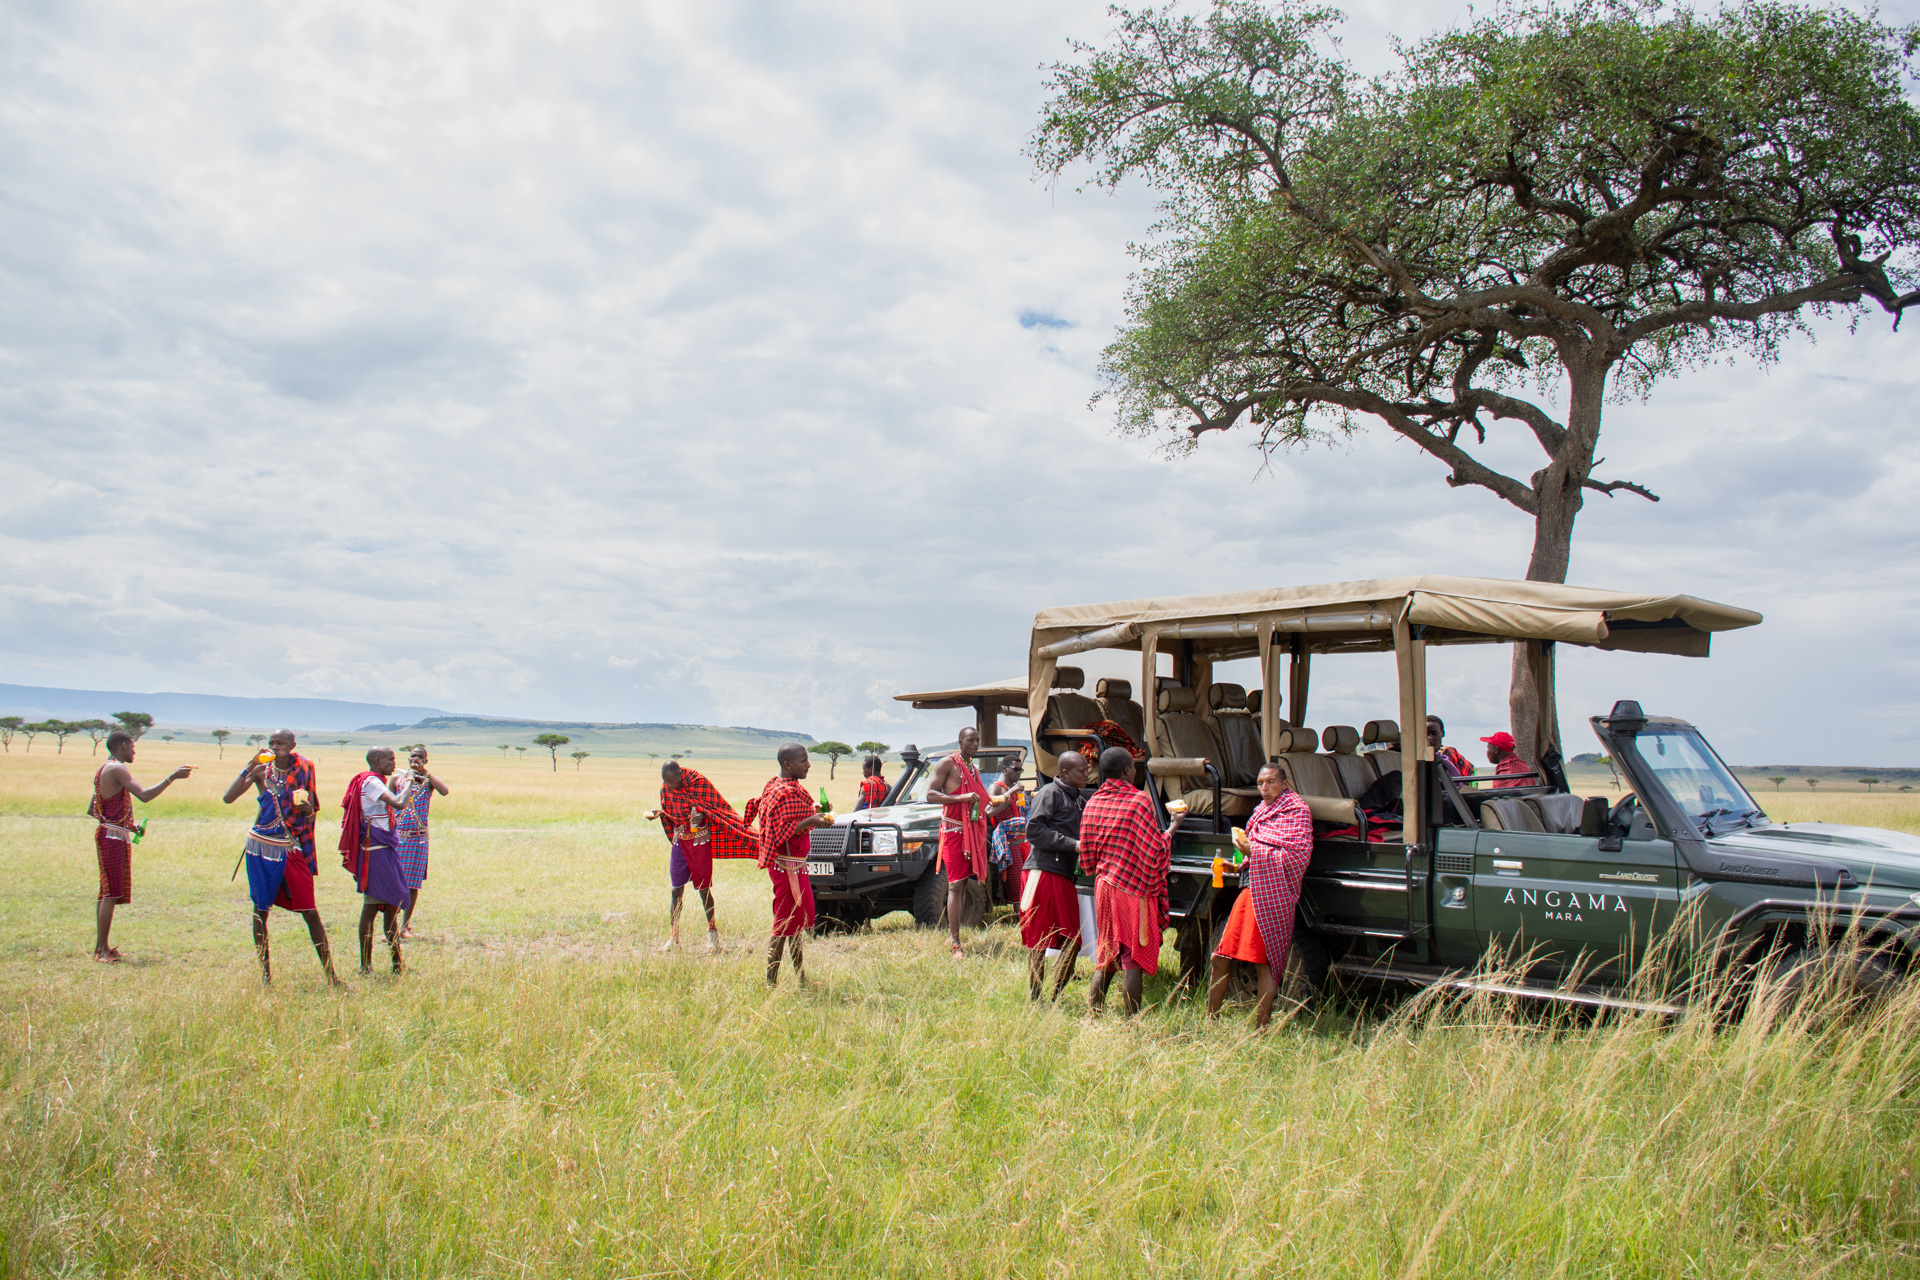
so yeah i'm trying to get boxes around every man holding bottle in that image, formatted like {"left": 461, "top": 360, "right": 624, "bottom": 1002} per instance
{"left": 924, "top": 725, "right": 1010, "bottom": 961}
{"left": 747, "top": 744, "right": 837, "bottom": 985}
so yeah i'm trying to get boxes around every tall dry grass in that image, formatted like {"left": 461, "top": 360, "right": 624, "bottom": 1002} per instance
{"left": 4, "top": 749, "right": 1920, "bottom": 1275}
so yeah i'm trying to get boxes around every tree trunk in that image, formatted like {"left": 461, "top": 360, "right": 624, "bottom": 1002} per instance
{"left": 1508, "top": 365, "right": 1604, "bottom": 767}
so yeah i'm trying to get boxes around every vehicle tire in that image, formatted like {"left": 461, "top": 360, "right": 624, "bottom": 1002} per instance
{"left": 910, "top": 863, "right": 948, "bottom": 929}
{"left": 1751, "top": 943, "right": 1901, "bottom": 1026}
{"left": 1175, "top": 913, "right": 1211, "bottom": 995}
{"left": 1276, "top": 928, "right": 1331, "bottom": 1009}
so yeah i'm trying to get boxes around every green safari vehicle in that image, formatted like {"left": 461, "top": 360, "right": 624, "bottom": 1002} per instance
{"left": 1023, "top": 575, "right": 1920, "bottom": 1011}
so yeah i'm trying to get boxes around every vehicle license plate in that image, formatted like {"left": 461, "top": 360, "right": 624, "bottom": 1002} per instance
{"left": 805, "top": 861, "right": 836, "bottom": 876}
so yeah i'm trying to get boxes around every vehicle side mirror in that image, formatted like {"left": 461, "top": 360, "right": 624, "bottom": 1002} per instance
{"left": 1598, "top": 795, "right": 1634, "bottom": 853}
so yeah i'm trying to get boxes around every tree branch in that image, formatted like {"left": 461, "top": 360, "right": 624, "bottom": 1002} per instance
{"left": 1583, "top": 477, "right": 1660, "bottom": 501}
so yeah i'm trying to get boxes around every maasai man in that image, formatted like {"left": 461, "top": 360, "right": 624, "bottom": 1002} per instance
{"left": 987, "top": 752, "right": 1029, "bottom": 905}
{"left": 89, "top": 730, "right": 193, "bottom": 962}
{"left": 220, "top": 729, "right": 338, "bottom": 985}
{"left": 1021, "top": 748, "right": 1088, "bottom": 1002}
{"left": 746, "top": 744, "right": 835, "bottom": 986}
{"left": 924, "top": 725, "right": 1012, "bottom": 960}
{"left": 855, "top": 756, "right": 889, "bottom": 811}
{"left": 1079, "top": 745, "right": 1173, "bottom": 1017}
{"left": 1207, "top": 764, "right": 1313, "bottom": 1028}
{"left": 339, "top": 747, "right": 414, "bottom": 976}
{"left": 647, "top": 760, "right": 753, "bottom": 952}
{"left": 1482, "top": 731, "right": 1534, "bottom": 788}
{"left": 396, "top": 746, "right": 449, "bottom": 938}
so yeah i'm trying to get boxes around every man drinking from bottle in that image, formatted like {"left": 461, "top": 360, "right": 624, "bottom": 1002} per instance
{"left": 747, "top": 744, "right": 836, "bottom": 986}
{"left": 220, "top": 730, "right": 339, "bottom": 986}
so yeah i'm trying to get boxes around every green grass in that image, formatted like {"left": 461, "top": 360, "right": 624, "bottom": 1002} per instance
{"left": 4, "top": 756, "right": 1920, "bottom": 1276}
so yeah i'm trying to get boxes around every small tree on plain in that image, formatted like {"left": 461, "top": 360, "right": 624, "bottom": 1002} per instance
{"left": 514, "top": 747, "right": 528, "bottom": 760}
{"left": 1861, "top": 777, "right": 1882, "bottom": 793}
{"left": 857, "top": 741, "right": 891, "bottom": 759}
{"left": 247, "top": 734, "right": 266, "bottom": 752}
{"left": 47, "top": 721, "right": 77, "bottom": 754}
{"left": 80, "top": 720, "right": 111, "bottom": 754}
{"left": 161, "top": 734, "right": 174, "bottom": 744}
{"left": 1806, "top": 778, "right": 1820, "bottom": 791}
{"left": 570, "top": 750, "right": 590, "bottom": 771}
{"left": 535, "top": 733, "right": 571, "bottom": 771}
{"left": 1767, "top": 776, "right": 1787, "bottom": 792}
{"left": 1903, "top": 785, "right": 1914, "bottom": 793}
{"left": 811, "top": 741, "right": 855, "bottom": 780}
{"left": 1597, "top": 754, "right": 1620, "bottom": 787}
{"left": 336, "top": 740, "right": 350, "bottom": 753}
{"left": 19, "top": 721, "right": 48, "bottom": 752}
{"left": 111, "top": 712, "right": 153, "bottom": 740}
{"left": 212, "top": 729, "right": 231, "bottom": 758}
{"left": 497, "top": 744, "right": 511, "bottom": 758}
{"left": 0, "top": 716, "right": 21, "bottom": 752}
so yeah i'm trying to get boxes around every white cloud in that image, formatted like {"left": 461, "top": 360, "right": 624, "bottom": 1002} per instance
{"left": 2, "top": 0, "right": 1919, "bottom": 765}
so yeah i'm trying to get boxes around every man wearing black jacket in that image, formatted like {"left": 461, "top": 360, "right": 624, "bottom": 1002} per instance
{"left": 1021, "top": 749, "right": 1090, "bottom": 1001}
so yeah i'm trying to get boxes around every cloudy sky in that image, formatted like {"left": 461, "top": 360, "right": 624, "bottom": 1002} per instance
{"left": 4, "top": 0, "right": 1918, "bottom": 765}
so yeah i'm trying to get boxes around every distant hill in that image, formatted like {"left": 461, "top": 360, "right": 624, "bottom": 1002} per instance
{"left": 0, "top": 684, "right": 816, "bottom": 759}
{"left": 0, "top": 683, "right": 446, "bottom": 731}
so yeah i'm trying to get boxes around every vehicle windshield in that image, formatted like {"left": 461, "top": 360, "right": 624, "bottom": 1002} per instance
{"left": 890, "top": 750, "right": 1028, "bottom": 806}
{"left": 1634, "top": 726, "right": 1766, "bottom": 834}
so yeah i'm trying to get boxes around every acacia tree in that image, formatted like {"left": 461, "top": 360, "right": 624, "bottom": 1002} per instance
{"left": 211, "top": 728, "right": 231, "bottom": 758}
{"left": 20, "top": 721, "right": 47, "bottom": 752}
{"left": 857, "top": 740, "right": 891, "bottom": 759}
{"left": 571, "top": 750, "right": 590, "bottom": 771}
{"left": 1861, "top": 775, "right": 1882, "bottom": 792}
{"left": 1037, "top": 0, "right": 1920, "bottom": 761}
{"left": 80, "top": 720, "right": 112, "bottom": 754}
{"left": 1767, "top": 775, "right": 1787, "bottom": 791}
{"left": 0, "top": 716, "right": 19, "bottom": 752}
{"left": 811, "top": 741, "right": 855, "bottom": 779}
{"left": 534, "top": 733, "right": 571, "bottom": 771}
{"left": 47, "top": 721, "right": 78, "bottom": 754}
{"left": 111, "top": 712, "right": 152, "bottom": 740}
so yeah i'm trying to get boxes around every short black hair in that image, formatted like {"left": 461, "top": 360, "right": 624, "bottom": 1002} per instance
{"left": 1427, "top": 714, "right": 1445, "bottom": 733}
{"left": 1098, "top": 746, "right": 1135, "bottom": 781}
{"left": 777, "top": 743, "right": 808, "bottom": 767}
{"left": 106, "top": 730, "right": 133, "bottom": 753}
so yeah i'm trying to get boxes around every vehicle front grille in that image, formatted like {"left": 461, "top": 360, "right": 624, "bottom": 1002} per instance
{"left": 808, "top": 828, "right": 851, "bottom": 860}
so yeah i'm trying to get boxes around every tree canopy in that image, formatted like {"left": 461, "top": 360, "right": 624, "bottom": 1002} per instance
{"left": 1036, "top": 0, "right": 1920, "bottom": 755}
{"left": 112, "top": 711, "right": 153, "bottom": 740}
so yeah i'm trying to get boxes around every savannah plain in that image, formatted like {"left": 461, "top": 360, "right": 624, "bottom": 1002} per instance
{"left": 3, "top": 741, "right": 1920, "bottom": 1277}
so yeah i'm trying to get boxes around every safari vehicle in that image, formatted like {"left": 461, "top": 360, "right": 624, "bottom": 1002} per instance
{"left": 1024, "top": 575, "right": 1920, "bottom": 1011}
{"left": 804, "top": 730, "right": 1032, "bottom": 932}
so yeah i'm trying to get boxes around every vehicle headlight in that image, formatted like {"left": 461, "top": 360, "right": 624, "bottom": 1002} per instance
{"left": 870, "top": 829, "right": 899, "bottom": 857}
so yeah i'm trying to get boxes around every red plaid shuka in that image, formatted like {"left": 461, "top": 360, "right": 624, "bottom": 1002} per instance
{"left": 659, "top": 768, "right": 756, "bottom": 859}
{"left": 751, "top": 776, "right": 818, "bottom": 870}
{"left": 858, "top": 775, "right": 888, "bottom": 808}
{"left": 1078, "top": 778, "right": 1169, "bottom": 925}
{"left": 278, "top": 754, "right": 319, "bottom": 859}
{"left": 1244, "top": 790, "right": 1313, "bottom": 973}
{"left": 1086, "top": 720, "right": 1147, "bottom": 762}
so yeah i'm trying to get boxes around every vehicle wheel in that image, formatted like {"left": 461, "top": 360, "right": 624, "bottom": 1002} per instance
{"left": 1208, "top": 908, "right": 1259, "bottom": 1003}
{"left": 910, "top": 863, "right": 948, "bottom": 929}
{"left": 1751, "top": 943, "right": 1901, "bottom": 1025}
{"left": 1276, "top": 928, "right": 1331, "bottom": 1009}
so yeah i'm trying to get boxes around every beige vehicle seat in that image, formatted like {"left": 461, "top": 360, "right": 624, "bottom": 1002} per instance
{"left": 1154, "top": 686, "right": 1257, "bottom": 817}
{"left": 1208, "top": 684, "right": 1266, "bottom": 789}
{"left": 1095, "top": 677, "right": 1147, "bottom": 749}
{"left": 1362, "top": 720, "right": 1401, "bottom": 776}
{"left": 1041, "top": 666, "right": 1107, "bottom": 758}
{"left": 1272, "top": 726, "right": 1358, "bottom": 825}
{"left": 1321, "top": 725, "right": 1375, "bottom": 798}
{"left": 1481, "top": 797, "right": 1547, "bottom": 832}
{"left": 1245, "top": 688, "right": 1291, "bottom": 733}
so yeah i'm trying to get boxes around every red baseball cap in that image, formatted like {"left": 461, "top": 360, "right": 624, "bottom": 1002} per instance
{"left": 1480, "top": 731, "right": 1517, "bottom": 751}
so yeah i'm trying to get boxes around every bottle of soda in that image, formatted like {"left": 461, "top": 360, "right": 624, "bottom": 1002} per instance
{"left": 817, "top": 785, "right": 832, "bottom": 813}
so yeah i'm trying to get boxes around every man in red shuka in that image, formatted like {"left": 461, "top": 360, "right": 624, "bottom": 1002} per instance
{"left": 925, "top": 725, "right": 1014, "bottom": 960}
{"left": 747, "top": 744, "right": 836, "bottom": 986}
{"left": 1079, "top": 745, "right": 1174, "bottom": 1017}
{"left": 647, "top": 760, "right": 754, "bottom": 952}
{"left": 90, "top": 730, "right": 194, "bottom": 962}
